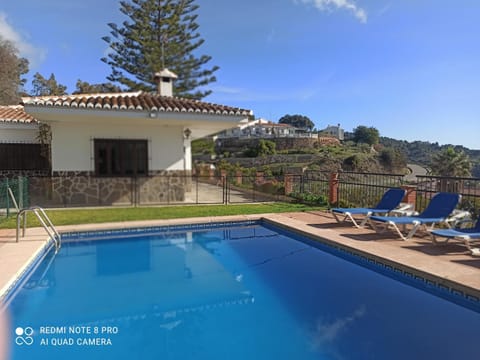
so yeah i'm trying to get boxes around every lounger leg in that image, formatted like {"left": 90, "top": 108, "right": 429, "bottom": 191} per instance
{"left": 333, "top": 211, "right": 363, "bottom": 228}
{"left": 388, "top": 221, "right": 411, "bottom": 241}
{"left": 461, "top": 237, "right": 480, "bottom": 256}
{"left": 369, "top": 219, "right": 386, "bottom": 233}
{"left": 431, "top": 234, "right": 450, "bottom": 245}
{"left": 426, "top": 223, "right": 438, "bottom": 231}
{"left": 332, "top": 211, "right": 341, "bottom": 223}
{"left": 345, "top": 212, "right": 362, "bottom": 228}
{"left": 359, "top": 212, "right": 373, "bottom": 228}
{"left": 405, "top": 223, "right": 420, "bottom": 240}
{"left": 459, "top": 235, "right": 477, "bottom": 253}
{"left": 332, "top": 212, "right": 352, "bottom": 225}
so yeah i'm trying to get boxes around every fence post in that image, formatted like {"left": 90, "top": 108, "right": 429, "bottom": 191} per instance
{"left": 329, "top": 172, "right": 339, "bottom": 205}
{"left": 220, "top": 170, "right": 227, "bottom": 204}
{"left": 18, "top": 176, "right": 24, "bottom": 209}
{"left": 256, "top": 171, "right": 264, "bottom": 185}
{"left": 235, "top": 171, "right": 242, "bottom": 185}
{"left": 5, "top": 178, "right": 9, "bottom": 218}
{"left": 401, "top": 185, "right": 417, "bottom": 209}
{"left": 284, "top": 174, "right": 294, "bottom": 195}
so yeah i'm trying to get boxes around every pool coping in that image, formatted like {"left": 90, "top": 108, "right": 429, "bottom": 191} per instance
{"left": 1, "top": 212, "right": 480, "bottom": 310}
{"left": 262, "top": 215, "right": 480, "bottom": 310}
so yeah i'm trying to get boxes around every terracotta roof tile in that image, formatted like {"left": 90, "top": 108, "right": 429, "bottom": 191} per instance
{"left": 22, "top": 92, "right": 252, "bottom": 116}
{"left": 0, "top": 105, "right": 38, "bottom": 124}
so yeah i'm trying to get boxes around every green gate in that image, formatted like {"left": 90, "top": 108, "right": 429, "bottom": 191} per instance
{"left": 0, "top": 177, "right": 29, "bottom": 218}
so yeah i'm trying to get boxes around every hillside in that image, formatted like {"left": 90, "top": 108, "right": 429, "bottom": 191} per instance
{"left": 194, "top": 138, "right": 407, "bottom": 175}
{"left": 379, "top": 137, "right": 480, "bottom": 177}
{"left": 194, "top": 136, "right": 480, "bottom": 177}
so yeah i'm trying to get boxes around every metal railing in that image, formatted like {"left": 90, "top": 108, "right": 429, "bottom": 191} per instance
{"left": 12, "top": 172, "right": 480, "bottom": 216}
{"left": 17, "top": 206, "right": 61, "bottom": 252}
{"left": 416, "top": 175, "right": 480, "bottom": 216}
{"left": 337, "top": 171, "right": 405, "bottom": 208}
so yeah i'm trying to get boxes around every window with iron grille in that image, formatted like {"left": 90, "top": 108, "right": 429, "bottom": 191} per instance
{"left": 0, "top": 143, "right": 49, "bottom": 170}
{"left": 94, "top": 139, "right": 148, "bottom": 176}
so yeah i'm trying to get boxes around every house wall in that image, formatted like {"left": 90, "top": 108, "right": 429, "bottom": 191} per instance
{"left": 50, "top": 121, "right": 185, "bottom": 173}
{"left": 0, "top": 125, "right": 38, "bottom": 143}
{"left": 16, "top": 120, "right": 192, "bottom": 207}
{"left": 15, "top": 107, "right": 244, "bottom": 207}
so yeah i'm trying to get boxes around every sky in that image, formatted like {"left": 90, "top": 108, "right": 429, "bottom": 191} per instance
{"left": 1, "top": 0, "right": 479, "bottom": 149}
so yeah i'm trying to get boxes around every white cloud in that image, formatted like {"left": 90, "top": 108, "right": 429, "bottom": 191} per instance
{"left": 266, "top": 28, "right": 276, "bottom": 43}
{"left": 0, "top": 12, "right": 47, "bottom": 68}
{"left": 310, "top": 305, "right": 367, "bottom": 349}
{"left": 296, "top": 0, "right": 368, "bottom": 23}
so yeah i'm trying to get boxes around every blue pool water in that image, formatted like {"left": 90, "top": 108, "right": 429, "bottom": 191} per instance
{"left": 4, "top": 221, "right": 480, "bottom": 359}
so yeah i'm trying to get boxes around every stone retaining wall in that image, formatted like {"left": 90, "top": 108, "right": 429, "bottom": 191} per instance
{"left": 28, "top": 170, "right": 191, "bottom": 207}
{"left": 207, "top": 154, "right": 318, "bottom": 168}
{"left": 216, "top": 137, "right": 340, "bottom": 153}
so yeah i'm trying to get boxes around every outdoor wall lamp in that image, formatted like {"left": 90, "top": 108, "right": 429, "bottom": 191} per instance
{"left": 183, "top": 128, "right": 192, "bottom": 139}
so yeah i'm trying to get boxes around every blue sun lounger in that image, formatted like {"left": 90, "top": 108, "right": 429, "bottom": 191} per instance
{"left": 369, "top": 192, "right": 461, "bottom": 240}
{"left": 331, "top": 188, "right": 407, "bottom": 228}
{"left": 430, "top": 216, "right": 480, "bottom": 255}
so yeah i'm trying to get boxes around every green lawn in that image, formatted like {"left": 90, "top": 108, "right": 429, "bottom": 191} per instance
{"left": 0, "top": 203, "right": 324, "bottom": 229}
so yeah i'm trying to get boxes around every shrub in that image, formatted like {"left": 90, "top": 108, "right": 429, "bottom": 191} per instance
{"left": 289, "top": 191, "right": 328, "bottom": 205}
{"left": 243, "top": 139, "right": 276, "bottom": 157}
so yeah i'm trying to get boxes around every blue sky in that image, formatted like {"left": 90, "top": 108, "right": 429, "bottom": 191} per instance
{"left": 1, "top": 0, "right": 479, "bottom": 149}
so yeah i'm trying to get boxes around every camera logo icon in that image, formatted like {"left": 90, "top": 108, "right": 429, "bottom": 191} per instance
{"left": 15, "top": 327, "right": 34, "bottom": 346}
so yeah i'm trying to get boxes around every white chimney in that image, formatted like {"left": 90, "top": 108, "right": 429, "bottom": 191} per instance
{"left": 153, "top": 68, "right": 178, "bottom": 97}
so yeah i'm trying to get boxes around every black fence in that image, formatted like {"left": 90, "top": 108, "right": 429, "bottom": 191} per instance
{"left": 416, "top": 175, "right": 480, "bottom": 216}
{"left": 288, "top": 171, "right": 330, "bottom": 205}
{"left": 2, "top": 171, "right": 480, "bottom": 217}
{"left": 337, "top": 172, "right": 405, "bottom": 208}
{"left": 19, "top": 174, "right": 287, "bottom": 209}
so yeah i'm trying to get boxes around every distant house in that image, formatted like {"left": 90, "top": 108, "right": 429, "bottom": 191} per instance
{"left": 320, "top": 124, "right": 344, "bottom": 141}
{"left": 2, "top": 69, "right": 252, "bottom": 206}
{"left": 216, "top": 118, "right": 299, "bottom": 139}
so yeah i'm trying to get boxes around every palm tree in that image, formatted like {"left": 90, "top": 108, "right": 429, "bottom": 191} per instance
{"left": 430, "top": 147, "right": 472, "bottom": 192}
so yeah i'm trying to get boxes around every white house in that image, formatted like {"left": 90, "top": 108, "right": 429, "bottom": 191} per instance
{"left": 3, "top": 70, "right": 252, "bottom": 206}
{"left": 216, "top": 118, "right": 297, "bottom": 139}
{"left": 321, "top": 124, "right": 344, "bottom": 141}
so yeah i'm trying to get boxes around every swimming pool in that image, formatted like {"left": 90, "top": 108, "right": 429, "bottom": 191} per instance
{"left": 4, "top": 220, "right": 480, "bottom": 359}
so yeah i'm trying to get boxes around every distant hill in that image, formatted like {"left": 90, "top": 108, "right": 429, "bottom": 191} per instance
{"left": 379, "top": 137, "right": 480, "bottom": 177}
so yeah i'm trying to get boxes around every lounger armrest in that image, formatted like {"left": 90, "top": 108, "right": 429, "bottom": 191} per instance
{"left": 390, "top": 206, "right": 419, "bottom": 217}
{"left": 445, "top": 210, "right": 472, "bottom": 228}
{"left": 397, "top": 203, "right": 414, "bottom": 212}
{"left": 451, "top": 219, "right": 475, "bottom": 229}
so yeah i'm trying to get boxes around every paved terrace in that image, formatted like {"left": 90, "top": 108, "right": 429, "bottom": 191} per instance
{"left": 1, "top": 211, "right": 480, "bottom": 302}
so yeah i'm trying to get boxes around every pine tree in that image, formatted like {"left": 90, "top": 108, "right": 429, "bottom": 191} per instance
{"left": 102, "top": 0, "right": 218, "bottom": 99}
{"left": 31, "top": 73, "right": 68, "bottom": 96}
{"left": 0, "top": 37, "right": 29, "bottom": 105}
{"left": 73, "top": 80, "right": 122, "bottom": 94}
